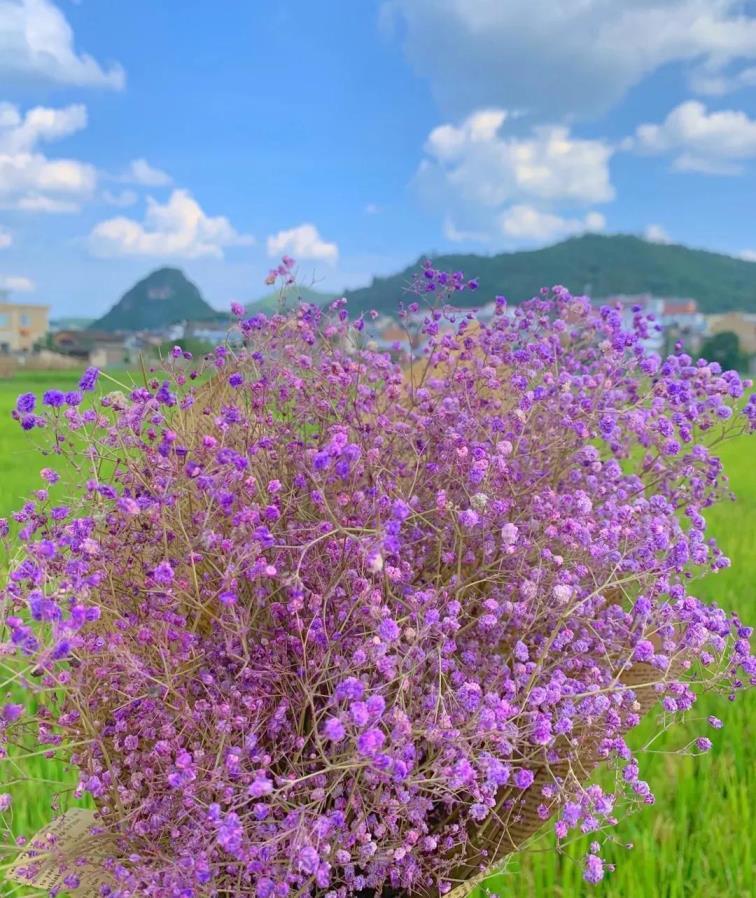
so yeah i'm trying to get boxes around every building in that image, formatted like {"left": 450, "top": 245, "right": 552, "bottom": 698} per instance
{"left": 51, "top": 329, "right": 127, "bottom": 367}
{"left": 706, "top": 311, "right": 756, "bottom": 355}
{"left": 661, "top": 298, "right": 706, "bottom": 344}
{"left": 0, "top": 292, "right": 50, "bottom": 353}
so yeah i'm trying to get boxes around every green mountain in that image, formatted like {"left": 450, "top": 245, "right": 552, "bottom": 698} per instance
{"left": 344, "top": 234, "right": 756, "bottom": 315}
{"left": 92, "top": 268, "right": 220, "bottom": 332}
{"left": 245, "top": 285, "right": 330, "bottom": 315}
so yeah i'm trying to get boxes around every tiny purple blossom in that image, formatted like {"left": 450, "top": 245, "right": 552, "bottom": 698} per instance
{"left": 298, "top": 846, "right": 320, "bottom": 875}
{"left": 79, "top": 367, "right": 100, "bottom": 391}
{"left": 1, "top": 703, "right": 23, "bottom": 722}
{"left": 513, "top": 768, "right": 535, "bottom": 790}
{"left": 323, "top": 717, "right": 346, "bottom": 742}
{"left": 584, "top": 854, "right": 605, "bottom": 884}
{"left": 153, "top": 560, "right": 175, "bottom": 585}
{"left": 458, "top": 508, "right": 479, "bottom": 529}
{"left": 378, "top": 618, "right": 400, "bottom": 642}
{"left": 42, "top": 389, "right": 65, "bottom": 408}
{"left": 15, "top": 393, "right": 35, "bottom": 413}
{"left": 357, "top": 728, "right": 385, "bottom": 756}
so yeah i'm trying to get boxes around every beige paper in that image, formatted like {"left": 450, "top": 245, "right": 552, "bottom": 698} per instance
{"left": 6, "top": 807, "right": 110, "bottom": 895}
{"left": 441, "top": 660, "right": 667, "bottom": 893}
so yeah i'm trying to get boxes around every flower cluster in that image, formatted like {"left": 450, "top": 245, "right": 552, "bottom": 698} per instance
{"left": 1, "top": 273, "right": 754, "bottom": 898}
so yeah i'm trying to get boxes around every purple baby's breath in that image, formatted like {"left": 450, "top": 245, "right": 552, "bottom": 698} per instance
{"left": 323, "top": 717, "right": 346, "bottom": 742}
{"left": 152, "top": 560, "right": 175, "bottom": 584}
{"left": 42, "top": 389, "right": 65, "bottom": 408}
{"left": 1, "top": 266, "right": 753, "bottom": 897}
{"left": 514, "top": 768, "right": 535, "bottom": 790}
{"left": 15, "top": 393, "right": 35, "bottom": 413}
{"left": 79, "top": 367, "right": 100, "bottom": 391}
{"left": 584, "top": 854, "right": 605, "bottom": 884}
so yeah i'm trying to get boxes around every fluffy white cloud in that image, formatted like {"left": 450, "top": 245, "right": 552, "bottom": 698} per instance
{"left": 644, "top": 223, "right": 672, "bottom": 244}
{"left": 628, "top": 100, "right": 756, "bottom": 174}
{"left": 267, "top": 223, "right": 339, "bottom": 263}
{"left": 0, "top": 274, "right": 34, "bottom": 291}
{"left": 384, "top": 1, "right": 756, "bottom": 118}
{"left": 0, "top": 102, "right": 96, "bottom": 211}
{"left": 0, "top": 0, "right": 124, "bottom": 89}
{"left": 738, "top": 249, "right": 756, "bottom": 262}
{"left": 421, "top": 110, "right": 614, "bottom": 206}
{"left": 122, "top": 158, "right": 172, "bottom": 187}
{"left": 499, "top": 206, "right": 605, "bottom": 242}
{"left": 89, "top": 189, "right": 254, "bottom": 259}
{"left": 0, "top": 226, "right": 11, "bottom": 249}
{"left": 0, "top": 101, "right": 86, "bottom": 153}
{"left": 416, "top": 109, "right": 613, "bottom": 242}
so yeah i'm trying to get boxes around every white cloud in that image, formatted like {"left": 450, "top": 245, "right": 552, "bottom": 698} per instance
{"left": 416, "top": 109, "right": 613, "bottom": 242}
{"left": 267, "top": 223, "right": 339, "bottom": 263}
{"left": 644, "top": 223, "right": 672, "bottom": 244}
{"left": 0, "top": 226, "right": 11, "bottom": 249}
{"left": 738, "top": 249, "right": 756, "bottom": 262}
{"left": 0, "top": 102, "right": 96, "bottom": 211}
{"left": 89, "top": 188, "right": 254, "bottom": 259}
{"left": 499, "top": 205, "right": 605, "bottom": 242}
{"left": 364, "top": 203, "right": 381, "bottom": 215}
{"left": 0, "top": 101, "right": 87, "bottom": 153}
{"left": 122, "top": 158, "right": 172, "bottom": 187}
{"left": 102, "top": 188, "right": 138, "bottom": 208}
{"left": 0, "top": 274, "right": 34, "bottom": 291}
{"left": 628, "top": 100, "right": 756, "bottom": 174}
{"left": 15, "top": 194, "right": 81, "bottom": 213}
{"left": 421, "top": 110, "right": 614, "bottom": 206}
{"left": 0, "top": 0, "right": 124, "bottom": 89}
{"left": 384, "top": 1, "right": 756, "bottom": 118}
{"left": 690, "top": 65, "right": 756, "bottom": 96}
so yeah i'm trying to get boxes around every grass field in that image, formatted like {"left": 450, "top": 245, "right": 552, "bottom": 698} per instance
{"left": 0, "top": 372, "right": 753, "bottom": 897}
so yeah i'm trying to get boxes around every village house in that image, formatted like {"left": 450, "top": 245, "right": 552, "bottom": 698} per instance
{"left": 0, "top": 292, "right": 50, "bottom": 353}
{"left": 51, "top": 329, "right": 128, "bottom": 368}
{"left": 706, "top": 311, "right": 756, "bottom": 355}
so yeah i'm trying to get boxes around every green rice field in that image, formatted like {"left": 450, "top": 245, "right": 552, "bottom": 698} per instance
{"left": 0, "top": 372, "right": 753, "bottom": 897}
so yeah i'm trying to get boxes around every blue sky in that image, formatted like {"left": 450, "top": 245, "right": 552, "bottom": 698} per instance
{"left": 2, "top": 0, "right": 756, "bottom": 317}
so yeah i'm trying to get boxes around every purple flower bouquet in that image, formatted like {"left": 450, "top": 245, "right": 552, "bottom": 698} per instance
{"left": 2, "top": 264, "right": 754, "bottom": 897}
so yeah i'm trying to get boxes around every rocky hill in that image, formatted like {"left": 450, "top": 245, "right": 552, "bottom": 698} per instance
{"left": 92, "top": 268, "right": 219, "bottom": 332}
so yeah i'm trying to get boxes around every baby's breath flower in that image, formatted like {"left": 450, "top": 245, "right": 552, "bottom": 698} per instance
{"left": 1, "top": 267, "right": 752, "bottom": 897}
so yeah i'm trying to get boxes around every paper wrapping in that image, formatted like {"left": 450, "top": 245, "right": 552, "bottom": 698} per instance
{"left": 442, "top": 659, "right": 664, "bottom": 898}
{"left": 6, "top": 807, "right": 113, "bottom": 896}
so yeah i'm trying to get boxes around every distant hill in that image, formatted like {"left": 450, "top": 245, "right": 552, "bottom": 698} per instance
{"left": 92, "top": 268, "right": 220, "bottom": 332}
{"left": 344, "top": 234, "right": 756, "bottom": 315}
{"left": 245, "top": 285, "right": 330, "bottom": 315}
